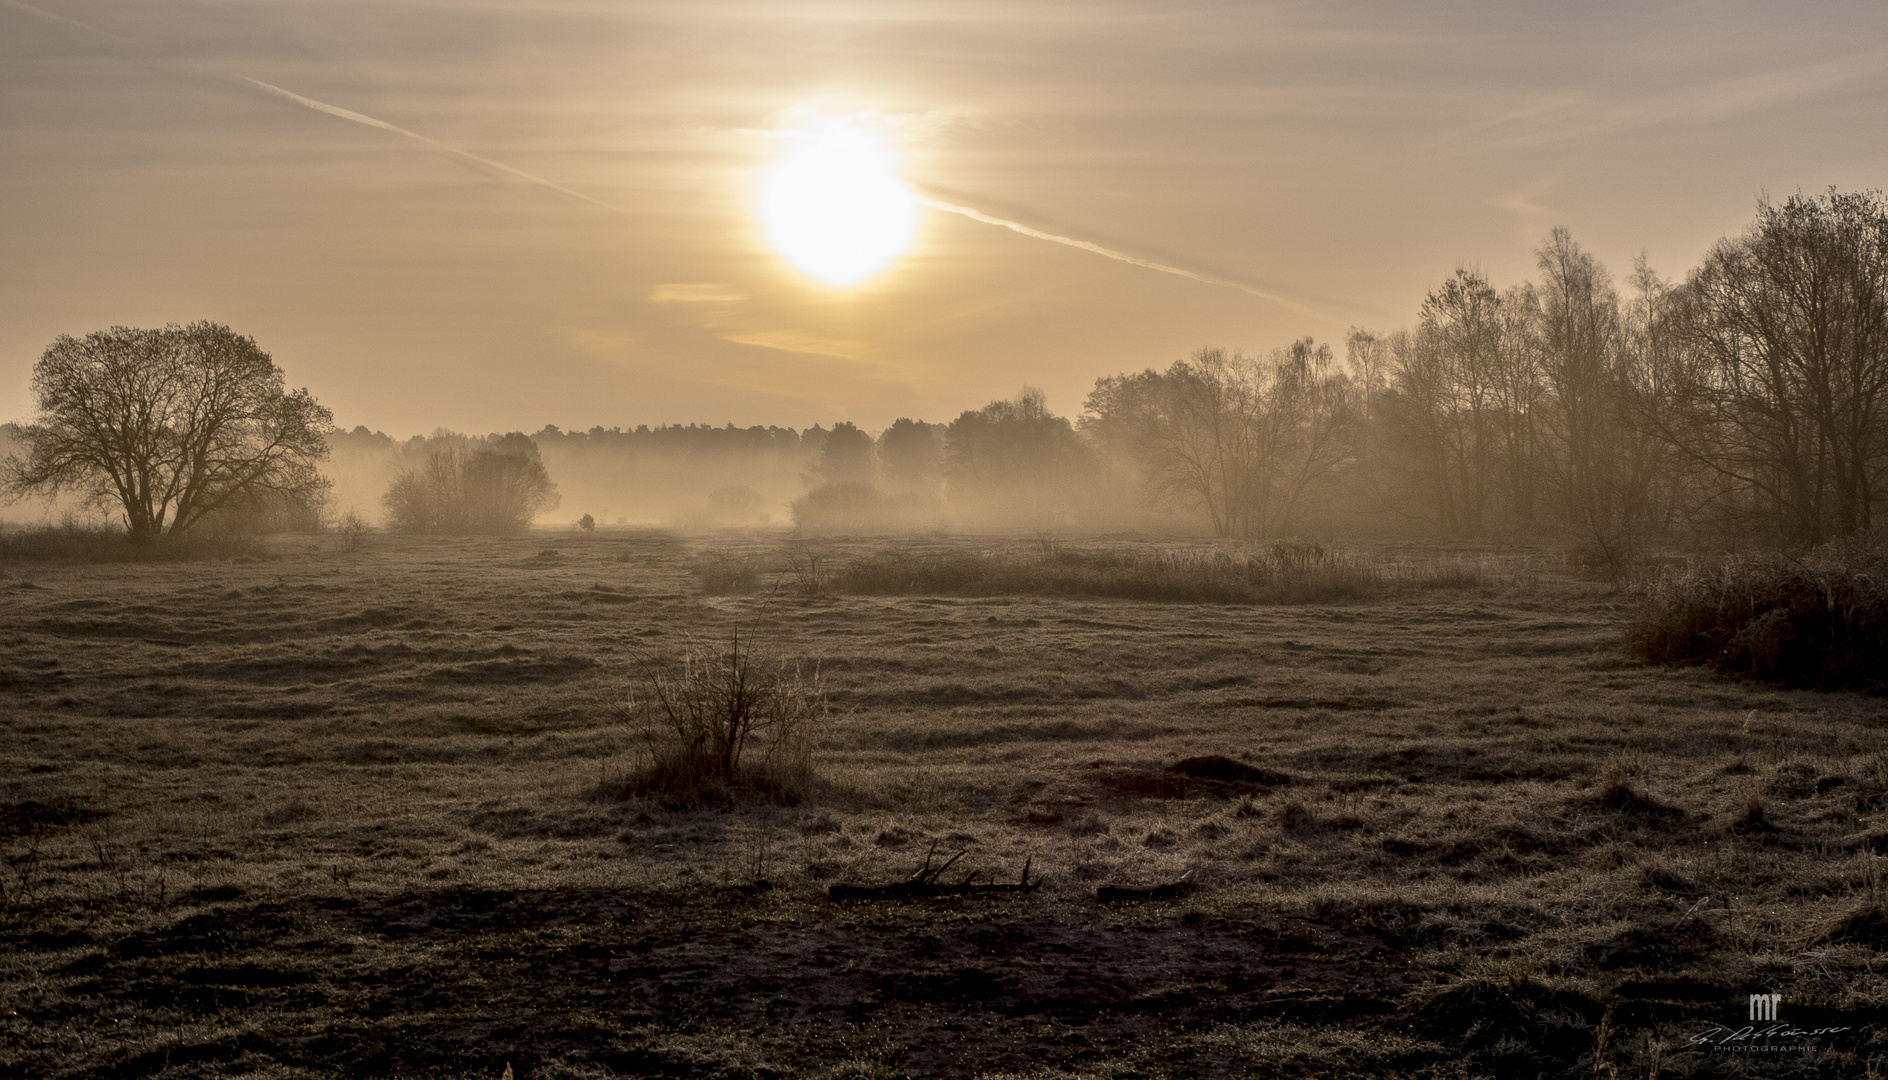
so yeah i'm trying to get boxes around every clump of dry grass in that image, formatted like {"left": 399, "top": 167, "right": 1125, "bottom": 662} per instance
{"left": 830, "top": 539, "right": 1509, "bottom": 604}
{"left": 602, "top": 631, "right": 826, "bottom": 808}
{"left": 1816, "top": 902, "right": 1888, "bottom": 947}
{"left": 693, "top": 552, "right": 761, "bottom": 595}
{"left": 1630, "top": 533, "right": 1888, "bottom": 692}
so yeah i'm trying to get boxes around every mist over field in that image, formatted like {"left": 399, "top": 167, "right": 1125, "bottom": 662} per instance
{"left": 7, "top": 1, "right": 1888, "bottom": 1077}
{"left": 149, "top": 199, "right": 1888, "bottom": 558}
{"left": 316, "top": 412, "right": 1153, "bottom": 536}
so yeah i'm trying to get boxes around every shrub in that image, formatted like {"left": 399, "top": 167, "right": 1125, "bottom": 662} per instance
{"left": 335, "top": 510, "right": 368, "bottom": 552}
{"left": 788, "top": 484, "right": 942, "bottom": 534}
{"left": 791, "top": 482, "right": 893, "bottom": 532}
{"left": 603, "top": 632, "right": 826, "bottom": 808}
{"left": 383, "top": 445, "right": 558, "bottom": 534}
{"left": 698, "top": 486, "right": 770, "bottom": 527}
{"left": 1629, "top": 533, "right": 1888, "bottom": 692}
{"left": 782, "top": 542, "right": 831, "bottom": 595}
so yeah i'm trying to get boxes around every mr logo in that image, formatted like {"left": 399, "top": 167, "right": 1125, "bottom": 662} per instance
{"left": 1748, "top": 993, "right": 1783, "bottom": 1022}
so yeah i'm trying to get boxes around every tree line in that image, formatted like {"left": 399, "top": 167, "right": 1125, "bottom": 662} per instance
{"left": 7, "top": 190, "right": 1883, "bottom": 549}
{"left": 1088, "top": 189, "right": 1888, "bottom": 552}
{"left": 786, "top": 189, "right": 1888, "bottom": 551}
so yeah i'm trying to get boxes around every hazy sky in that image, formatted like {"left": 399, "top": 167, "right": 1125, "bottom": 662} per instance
{"left": 3, "top": 1, "right": 1884, "bottom": 435}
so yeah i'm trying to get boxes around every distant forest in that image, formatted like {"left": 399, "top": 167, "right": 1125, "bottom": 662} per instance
{"left": 312, "top": 189, "right": 1888, "bottom": 550}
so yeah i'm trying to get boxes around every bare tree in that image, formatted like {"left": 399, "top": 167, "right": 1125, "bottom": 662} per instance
{"left": 1668, "top": 190, "right": 1888, "bottom": 543}
{"left": 1486, "top": 284, "right": 1545, "bottom": 530}
{"left": 1615, "top": 254, "right": 1697, "bottom": 536}
{"left": 1390, "top": 270, "right": 1506, "bottom": 533}
{"left": 1345, "top": 329, "right": 1391, "bottom": 426}
{"left": 1343, "top": 329, "right": 1398, "bottom": 520}
{"left": 1084, "top": 343, "right": 1354, "bottom": 537}
{"left": 3, "top": 322, "right": 331, "bottom": 543}
{"left": 1085, "top": 354, "right": 1244, "bottom": 535}
{"left": 1264, "top": 337, "right": 1356, "bottom": 533}
{"left": 1536, "top": 228, "right": 1629, "bottom": 547}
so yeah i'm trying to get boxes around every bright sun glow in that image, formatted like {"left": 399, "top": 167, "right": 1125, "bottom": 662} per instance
{"left": 760, "top": 117, "right": 918, "bottom": 287}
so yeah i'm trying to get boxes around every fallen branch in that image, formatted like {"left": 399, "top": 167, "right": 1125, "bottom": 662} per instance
{"left": 1096, "top": 871, "right": 1198, "bottom": 902}
{"left": 829, "top": 848, "right": 1037, "bottom": 901}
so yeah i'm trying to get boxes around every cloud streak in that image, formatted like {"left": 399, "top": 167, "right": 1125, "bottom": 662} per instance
{"left": 0, "top": 0, "right": 118, "bottom": 39}
{"left": 249, "top": 77, "right": 1347, "bottom": 316}
{"left": 4, "top": 0, "right": 1343, "bottom": 316}
{"left": 4, "top": 0, "right": 620, "bottom": 211}
{"left": 915, "top": 195, "right": 1325, "bottom": 315}
{"left": 1435, "top": 47, "right": 1888, "bottom": 154}
{"left": 240, "top": 79, "right": 625, "bottom": 213}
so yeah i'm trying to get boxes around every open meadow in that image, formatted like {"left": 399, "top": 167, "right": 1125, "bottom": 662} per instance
{"left": 2, "top": 531, "right": 1886, "bottom": 1079}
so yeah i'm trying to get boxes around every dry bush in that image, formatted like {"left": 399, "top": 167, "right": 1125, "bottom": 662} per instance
{"left": 335, "top": 509, "right": 369, "bottom": 552}
{"left": 831, "top": 539, "right": 1503, "bottom": 604}
{"left": 783, "top": 542, "right": 830, "bottom": 595}
{"left": 603, "top": 631, "right": 826, "bottom": 808}
{"left": 1630, "top": 532, "right": 1888, "bottom": 692}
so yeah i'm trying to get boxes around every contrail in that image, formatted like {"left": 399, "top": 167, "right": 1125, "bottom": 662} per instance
{"left": 245, "top": 79, "right": 1327, "bottom": 311}
{"left": 0, "top": 0, "right": 109, "bottom": 37}
{"left": 917, "top": 196, "right": 1318, "bottom": 315}
{"left": 240, "top": 79, "right": 624, "bottom": 213}
{"left": 5, "top": 0, "right": 1352, "bottom": 316}
{"left": 3, "top": 0, "right": 619, "bottom": 212}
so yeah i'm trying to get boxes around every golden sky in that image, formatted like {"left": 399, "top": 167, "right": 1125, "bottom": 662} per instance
{"left": 2, "top": 0, "right": 1885, "bottom": 434}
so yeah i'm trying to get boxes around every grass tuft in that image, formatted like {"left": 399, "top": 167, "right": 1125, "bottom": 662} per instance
{"left": 1589, "top": 781, "right": 1685, "bottom": 821}
{"left": 1817, "top": 902, "right": 1888, "bottom": 946}
{"left": 692, "top": 552, "right": 761, "bottom": 595}
{"left": 1169, "top": 755, "right": 1295, "bottom": 786}
{"left": 1731, "top": 797, "right": 1777, "bottom": 835}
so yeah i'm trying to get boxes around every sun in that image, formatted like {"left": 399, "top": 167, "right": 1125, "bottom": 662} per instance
{"left": 759, "top": 116, "right": 918, "bottom": 287}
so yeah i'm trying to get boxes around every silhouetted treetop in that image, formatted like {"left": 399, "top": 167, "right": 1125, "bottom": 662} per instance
{"left": 4, "top": 322, "right": 331, "bottom": 543}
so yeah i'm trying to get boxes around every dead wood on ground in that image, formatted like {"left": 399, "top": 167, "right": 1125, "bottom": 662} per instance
{"left": 828, "top": 844, "right": 1038, "bottom": 900}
